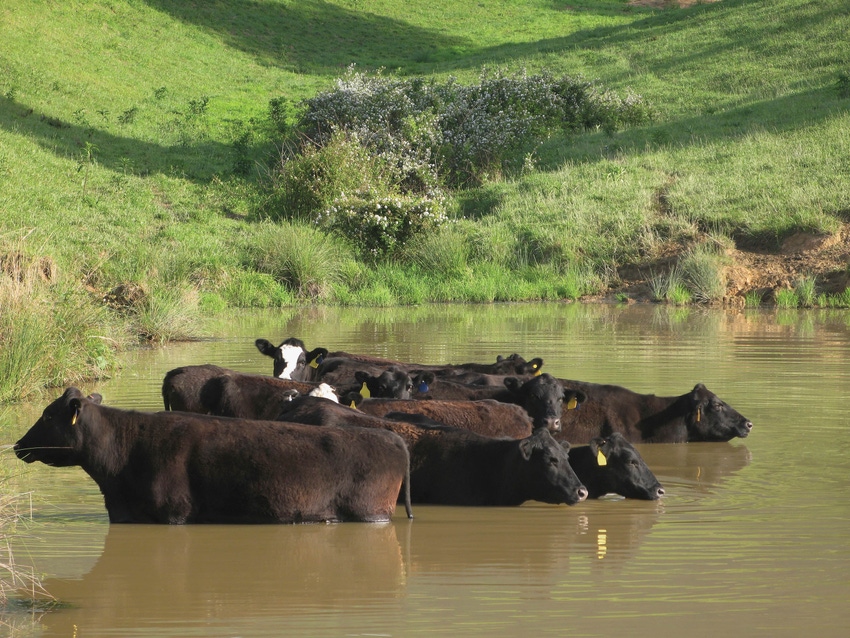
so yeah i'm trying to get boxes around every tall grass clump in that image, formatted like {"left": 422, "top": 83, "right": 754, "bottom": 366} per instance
{"left": 0, "top": 247, "right": 125, "bottom": 403}
{"left": 793, "top": 275, "right": 817, "bottom": 308}
{"left": 1, "top": 460, "right": 53, "bottom": 614}
{"left": 248, "top": 222, "right": 355, "bottom": 298}
{"left": 404, "top": 226, "right": 470, "bottom": 278}
{"left": 774, "top": 288, "right": 800, "bottom": 308}
{"left": 680, "top": 245, "right": 728, "bottom": 303}
{"left": 133, "top": 285, "right": 203, "bottom": 344}
{"left": 649, "top": 266, "right": 692, "bottom": 305}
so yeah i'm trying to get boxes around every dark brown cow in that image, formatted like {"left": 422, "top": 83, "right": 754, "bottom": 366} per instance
{"left": 567, "top": 433, "right": 665, "bottom": 500}
{"left": 355, "top": 397, "right": 535, "bottom": 438}
{"left": 273, "top": 395, "right": 588, "bottom": 507}
{"left": 555, "top": 380, "right": 753, "bottom": 444}
{"left": 14, "top": 388, "right": 413, "bottom": 524}
{"left": 409, "top": 373, "right": 587, "bottom": 433}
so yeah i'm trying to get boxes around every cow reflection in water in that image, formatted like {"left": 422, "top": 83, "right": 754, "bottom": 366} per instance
{"left": 42, "top": 523, "right": 407, "bottom": 635}
{"left": 633, "top": 442, "right": 752, "bottom": 492}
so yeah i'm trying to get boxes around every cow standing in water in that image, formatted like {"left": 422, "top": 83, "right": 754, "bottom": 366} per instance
{"left": 14, "top": 388, "right": 413, "bottom": 524}
{"left": 554, "top": 381, "right": 753, "bottom": 444}
{"left": 274, "top": 394, "right": 589, "bottom": 507}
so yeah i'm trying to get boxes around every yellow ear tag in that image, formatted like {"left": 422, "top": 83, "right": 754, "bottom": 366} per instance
{"left": 71, "top": 410, "right": 78, "bottom": 426}
{"left": 360, "top": 382, "right": 371, "bottom": 399}
{"left": 350, "top": 400, "right": 357, "bottom": 409}
{"left": 696, "top": 407, "right": 701, "bottom": 422}
{"left": 566, "top": 396, "right": 578, "bottom": 410}
{"left": 596, "top": 449, "right": 607, "bottom": 466}
{"left": 309, "top": 357, "right": 320, "bottom": 369}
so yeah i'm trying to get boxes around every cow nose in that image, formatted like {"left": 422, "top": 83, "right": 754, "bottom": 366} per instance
{"left": 744, "top": 421, "right": 753, "bottom": 431}
{"left": 576, "top": 486, "right": 588, "bottom": 502}
{"left": 549, "top": 418, "right": 561, "bottom": 432}
{"left": 656, "top": 486, "right": 666, "bottom": 498}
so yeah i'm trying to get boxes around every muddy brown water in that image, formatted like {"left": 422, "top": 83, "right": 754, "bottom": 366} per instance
{"left": 2, "top": 303, "right": 849, "bottom": 637}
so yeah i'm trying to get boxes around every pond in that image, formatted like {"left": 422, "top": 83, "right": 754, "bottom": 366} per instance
{"left": 2, "top": 303, "right": 849, "bottom": 637}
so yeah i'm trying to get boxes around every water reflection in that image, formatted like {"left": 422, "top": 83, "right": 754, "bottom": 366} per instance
{"left": 636, "top": 442, "right": 752, "bottom": 492}
{"left": 404, "top": 502, "right": 663, "bottom": 580}
{"left": 41, "top": 523, "right": 408, "bottom": 635}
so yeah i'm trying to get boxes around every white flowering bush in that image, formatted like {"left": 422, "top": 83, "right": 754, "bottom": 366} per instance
{"left": 299, "top": 66, "right": 648, "bottom": 186}
{"left": 317, "top": 192, "right": 449, "bottom": 260}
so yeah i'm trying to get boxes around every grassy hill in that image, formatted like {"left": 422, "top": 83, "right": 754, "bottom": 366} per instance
{"left": 1, "top": 0, "right": 849, "bottom": 399}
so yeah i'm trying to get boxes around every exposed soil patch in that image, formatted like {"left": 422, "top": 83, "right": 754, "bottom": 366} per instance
{"left": 608, "top": 224, "right": 850, "bottom": 305}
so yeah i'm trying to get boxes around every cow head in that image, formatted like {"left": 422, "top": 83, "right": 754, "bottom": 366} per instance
{"left": 254, "top": 337, "right": 328, "bottom": 381}
{"left": 516, "top": 429, "right": 588, "bottom": 505}
{"left": 504, "top": 374, "right": 587, "bottom": 432}
{"left": 14, "top": 388, "right": 103, "bottom": 467}
{"left": 493, "top": 353, "right": 545, "bottom": 376}
{"left": 686, "top": 383, "right": 753, "bottom": 441}
{"left": 587, "top": 433, "right": 665, "bottom": 500}
{"left": 354, "top": 368, "right": 416, "bottom": 399}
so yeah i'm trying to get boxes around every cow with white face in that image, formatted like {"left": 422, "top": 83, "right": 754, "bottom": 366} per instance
{"left": 254, "top": 337, "right": 328, "bottom": 381}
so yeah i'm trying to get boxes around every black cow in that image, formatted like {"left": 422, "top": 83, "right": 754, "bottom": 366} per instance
{"left": 14, "top": 388, "right": 412, "bottom": 524}
{"left": 273, "top": 395, "right": 588, "bottom": 507}
{"left": 254, "top": 337, "right": 328, "bottom": 380}
{"left": 410, "top": 373, "right": 587, "bottom": 433}
{"left": 567, "top": 433, "right": 665, "bottom": 500}
{"left": 162, "top": 365, "right": 415, "bottom": 418}
{"left": 315, "top": 352, "right": 544, "bottom": 386}
{"left": 555, "top": 380, "right": 753, "bottom": 444}
{"left": 162, "top": 365, "right": 337, "bottom": 416}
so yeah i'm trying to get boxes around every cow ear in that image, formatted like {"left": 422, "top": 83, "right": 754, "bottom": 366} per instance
{"left": 307, "top": 347, "right": 328, "bottom": 368}
{"left": 86, "top": 393, "right": 103, "bottom": 405}
{"left": 563, "top": 388, "right": 586, "bottom": 410}
{"left": 68, "top": 397, "right": 84, "bottom": 425}
{"left": 255, "top": 339, "right": 276, "bottom": 357}
{"left": 354, "top": 371, "right": 369, "bottom": 383}
{"left": 519, "top": 437, "right": 534, "bottom": 460}
{"left": 689, "top": 385, "right": 705, "bottom": 422}
{"left": 496, "top": 355, "right": 505, "bottom": 363}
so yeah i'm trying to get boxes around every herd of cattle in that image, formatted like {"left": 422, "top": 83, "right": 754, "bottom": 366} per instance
{"left": 14, "top": 336, "right": 753, "bottom": 525}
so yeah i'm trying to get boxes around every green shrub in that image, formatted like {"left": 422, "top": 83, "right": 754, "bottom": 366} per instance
{"left": 268, "top": 131, "right": 380, "bottom": 222}
{"left": 744, "top": 290, "right": 764, "bottom": 307}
